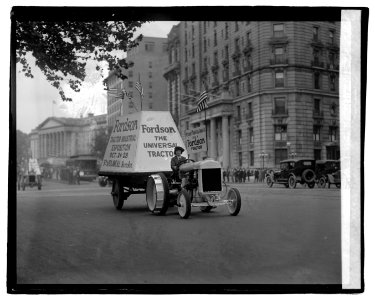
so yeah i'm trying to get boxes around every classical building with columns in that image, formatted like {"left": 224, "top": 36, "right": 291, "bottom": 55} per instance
{"left": 29, "top": 113, "right": 107, "bottom": 166}
{"left": 163, "top": 21, "right": 340, "bottom": 169}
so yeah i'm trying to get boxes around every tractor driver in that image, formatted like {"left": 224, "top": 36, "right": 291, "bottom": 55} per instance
{"left": 171, "top": 146, "right": 186, "bottom": 181}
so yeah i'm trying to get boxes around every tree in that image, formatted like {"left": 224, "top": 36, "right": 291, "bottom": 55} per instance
{"left": 16, "top": 21, "right": 147, "bottom": 101}
{"left": 91, "top": 127, "right": 110, "bottom": 160}
{"left": 17, "top": 130, "right": 30, "bottom": 164}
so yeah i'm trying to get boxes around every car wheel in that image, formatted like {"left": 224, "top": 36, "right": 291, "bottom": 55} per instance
{"left": 318, "top": 176, "right": 326, "bottom": 188}
{"left": 111, "top": 179, "right": 124, "bottom": 210}
{"left": 266, "top": 176, "right": 273, "bottom": 188}
{"left": 302, "top": 169, "right": 316, "bottom": 183}
{"left": 227, "top": 187, "right": 241, "bottom": 216}
{"left": 146, "top": 173, "right": 170, "bottom": 215}
{"left": 177, "top": 189, "right": 191, "bottom": 219}
{"left": 288, "top": 175, "right": 297, "bottom": 189}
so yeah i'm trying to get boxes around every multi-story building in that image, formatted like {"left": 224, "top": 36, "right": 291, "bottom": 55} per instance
{"left": 29, "top": 113, "right": 107, "bottom": 166}
{"left": 163, "top": 21, "right": 340, "bottom": 169}
{"left": 106, "top": 36, "right": 169, "bottom": 130}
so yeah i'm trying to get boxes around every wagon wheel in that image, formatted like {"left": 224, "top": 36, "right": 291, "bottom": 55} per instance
{"left": 227, "top": 187, "right": 241, "bottom": 216}
{"left": 266, "top": 176, "right": 273, "bottom": 188}
{"left": 177, "top": 189, "right": 191, "bottom": 219}
{"left": 112, "top": 179, "right": 124, "bottom": 210}
{"left": 146, "top": 173, "right": 169, "bottom": 215}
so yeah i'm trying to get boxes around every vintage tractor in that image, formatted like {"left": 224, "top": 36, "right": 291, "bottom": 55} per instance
{"left": 145, "top": 158, "right": 242, "bottom": 219}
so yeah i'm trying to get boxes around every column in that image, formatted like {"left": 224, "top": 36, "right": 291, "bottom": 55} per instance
{"left": 222, "top": 115, "right": 230, "bottom": 169}
{"left": 44, "top": 134, "right": 47, "bottom": 158}
{"left": 63, "top": 131, "right": 66, "bottom": 157}
{"left": 210, "top": 117, "right": 217, "bottom": 159}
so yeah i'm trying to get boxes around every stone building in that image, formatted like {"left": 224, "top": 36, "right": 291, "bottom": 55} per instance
{"left": 163, "top": 21, "right": 340, "bottom": 169}
{"left": 106, "top": 36, "right": 169, "bottom": 129}
{"left": 29, "top": 113, "right": 107, "bottom": 166}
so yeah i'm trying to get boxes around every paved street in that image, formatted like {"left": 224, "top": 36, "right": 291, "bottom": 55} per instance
{"left": 16, "top": 179, "right": 341, "bottom": 285}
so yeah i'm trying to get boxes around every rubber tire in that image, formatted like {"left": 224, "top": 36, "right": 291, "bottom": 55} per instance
{"left": 308, "top": 181, "right": 315, "bottom": 189}
{"left": 177, "top": 189, "right": 191, "bottom": 219}
{"left": 227, "top": 187, "right": 241, "bottom": 216}
{"left": 266, "top": 176, "right": 273, "bottom": 188}
{"left": 288, "top": 175, "right": 297, "bottom": 189}
{"left": 318, "top": 176, "right": 326, "bottom": 188}
{"left": 302, "top": 169, "right": 316, "bottom": 183}
{"left": 146, "top": 173, "right": 169, "bottom": 215}
{"left": 112, "top": 179, "right": 124, "bottom": 210}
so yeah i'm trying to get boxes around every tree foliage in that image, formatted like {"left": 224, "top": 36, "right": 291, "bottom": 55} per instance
{"left": 17, "top": 130, "right": 30, "bottom": 164}
{"left": 91, "top": 127, "right": 110, "bottom": 160}
{"left": 16, "top": 21, "right": 146, "bottom": 101}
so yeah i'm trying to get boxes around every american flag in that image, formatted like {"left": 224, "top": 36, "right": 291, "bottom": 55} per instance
{"left": 196, "top": 90, "right": 208, "bottom": 112}
{"left": 135, "top": 82, "right": 144, "bottom": 96}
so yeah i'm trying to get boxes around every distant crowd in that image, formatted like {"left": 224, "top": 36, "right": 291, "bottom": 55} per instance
{"left": 42, "top": 166, "right": 81, "bottom": 185}
{"left": 222, "top": 168, "right": 270, "bottom": 183}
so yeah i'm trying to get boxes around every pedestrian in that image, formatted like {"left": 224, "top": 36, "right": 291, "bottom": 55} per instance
{"left": 76, "top": 167, "right": 80, "bottom": 185}
{"left": 254, "top": 169, "right": 259, "bottom": 183}
{"left": 247, "top": 168, "right": 251, "bottom": 182}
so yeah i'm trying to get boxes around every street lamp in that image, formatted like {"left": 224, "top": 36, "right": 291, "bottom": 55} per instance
{"left": 259, "top": 152, "right": 268, "bottom": 169}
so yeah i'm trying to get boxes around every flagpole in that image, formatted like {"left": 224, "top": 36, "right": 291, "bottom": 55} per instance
{"left": 138, "top": 73, "right": 143, "bottom": 111}
{"left": 204, "top": 107, "right": 209, "bottom": 157}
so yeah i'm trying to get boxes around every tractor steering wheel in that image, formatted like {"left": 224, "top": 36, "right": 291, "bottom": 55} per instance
{"left": 176, "top": 158, "right": 195, "bottom": 168}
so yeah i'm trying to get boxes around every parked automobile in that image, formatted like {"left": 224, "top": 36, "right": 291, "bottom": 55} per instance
{"left": 315, "top": 160, "right": 341, "bottom": 188}
{"left": 266, "top": 159, "right": 316, "bottom": 189}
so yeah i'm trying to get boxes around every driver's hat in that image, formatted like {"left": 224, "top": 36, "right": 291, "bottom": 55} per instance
{"left": 174, "top": 146, "right": 185, "bottom": 154}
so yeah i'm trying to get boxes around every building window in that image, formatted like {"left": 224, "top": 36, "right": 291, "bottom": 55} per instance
{"left": 148, "top": 61, "right": 152, "bottom": 68}
{"left": 149, "top": 102, "right": 153, "bottom": 109}
{"left": 314, "top": 72, "right": 320, "bottom": 89}
{"left": 186, "top": 121, "right": 189, "bottom": 131}
{"left": 237, "top": 130, "right": 242, "bottom": 146}
{"left": 235, "top": 80, "right": 240, "bottom": 97}
{"left": 313, "top": 26, "right": 319, "bottom": 41}
{"left": 329, "top": 126, "right": 338, "bottom": 142}
{"left": 329, "top": 30, "right": 334, "bottom": 44}
{"left": 149, "top": 93, "right": 152, "bottom": 99}
{"left": 192, "top": 25, "right": 195, "bottom": 40}
{"left": 128, "top": 81, "right": 133, "bottom": 88}
{"left": 313, "top": 125, "right": 321, "bottom": 141}
{"left": 314, "top": 98, "right": 320, "bottom": 113}
{"left": 249, "top": 151, "right": 254, "bottom": 166}
{"left": 203, "top": 21, "right": 207, "bottom": 34}
{"left": 314, "top": 149, "right": 321, "bottom": 160}
{"left": 249, "top": 127, "right": 254, "bottom": 143}
{"left": 149, "top": 72, "right": 152, "bottom": 79}
{"left": 273, "top": 23, "right": 284, "bottom": 37}
{"left": 235, "top": 38, "right": 240, "bottom": 52}
{"left": 185, "top": 49, "right": 188, "bottom": 62}
{"left": 128, "top": 70, "right": 133, "bottom": 77}
{"left": 274, "top": 97, "right": 286, "bottom": 115}
{"left": 237, "top": 105, "right": 241, "bottom": 120}
{"left": 238, "top": 152, "right": 243, "bottom": 166}
{"left": 247, "top": 75, "right": 252, "bottom": 92}
{"left": 149, "top": 82, "right": 152, "bottom": 89}
{"left": 275, "top": 149, "right": 288, "bottom": 165}
{"left": 274, "top": 125, "right": 287, "bottom": 141}
{"left": 330, "top": 74, "right": 336, "bottom": 91}
{"left": 248, "top": 102, "right": 253, "bottom": 117}
{"left": 145, "top": 43, "right": 155, "bottom": 52}
{"left": 275, "top": 71, "right": 284, "bottom": 87}
{"left": 274, "top": 47, "right": 285, "bottom": 64}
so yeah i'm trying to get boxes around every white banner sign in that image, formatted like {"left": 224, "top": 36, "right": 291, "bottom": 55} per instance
{"left": 185, "top": 126, "right": 207, "bottom": 154}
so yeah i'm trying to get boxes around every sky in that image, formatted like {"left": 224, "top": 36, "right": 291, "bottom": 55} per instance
{"left": 16, "top": 21, "right": 179, "bottom": 134}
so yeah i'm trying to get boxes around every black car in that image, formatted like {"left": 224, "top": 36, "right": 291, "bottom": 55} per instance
{"left": 266, "top": 159, "right": 316, "bottom": 189}
{"left": 315, "top": 160, "right": 341, "bottom": 188}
